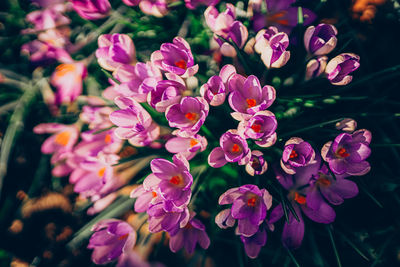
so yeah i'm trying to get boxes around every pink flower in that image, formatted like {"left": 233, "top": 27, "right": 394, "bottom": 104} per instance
{"left": 33, "top": 123, "right": 79, "bottom": 154}
{"left": 71, "top": 0, "right": 111, "bottom": 20}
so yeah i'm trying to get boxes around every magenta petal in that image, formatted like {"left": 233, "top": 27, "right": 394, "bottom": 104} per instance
{"left": 208, "top": 147, "right": 227, "bottom": 168}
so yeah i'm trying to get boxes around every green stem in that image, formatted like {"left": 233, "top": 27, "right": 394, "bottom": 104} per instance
{"left": 280, "top": 118, "right": 343, "bottom": 138}
{"left": 327, "top": 225, "right": 342, "bottom": 267}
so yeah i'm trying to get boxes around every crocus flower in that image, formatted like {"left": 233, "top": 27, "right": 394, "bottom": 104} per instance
{"left": 321, "top": 129, "right": 371, "bottom": 175}
{"left": 71, "top": 0, "right": 111, "bottom": 20}
{"left": 21, "top": 40, "right": 71, "bottom": 65}
{"left": 88, "top": 219, "right": 136, "bottom": 265}
{"left": 185, "top": 0, "right": 219, "bottom": 10}
{"left": 148, "top": 73, "right": 186, "bottom": 112}
{"left": 147, "top": 202, "right": 190, "bottom": 234}
{"left": 307, "top": 164, "right": 358, "bottom": 208}
{"left": 254, "top": 27, "right": 279, "bottom": 54}
{"left": 24, "top": 4, "right": 70, "bottom": 32}
{"left": 270, "top": 156, "right": 336, "bottom": 249}
{"left": 208, "top": 130, "right": 251, "bottom": 168}
{"left": 245, "top": 150, "right": 268, "bottom": 176}
{"left": 325, "top": 53, "right": 360, "bottom": 86}
{"left": 238, "top": 110, "right": 277, "bottom": 147}
{"left": 216, "top": 184, "right": 273, "bottom": 237}
{"left": 96, "top": 34, "right": 136, "bottom": 71}
{"left": 165, "top": 96, "right": 209, "bottom": 138}
{"left": 109, "top": 97, "right": 160, "bottom": 147}
{"left": 214, "top": 21, "right": 249, "bottom": 57}
{"left": 280, "top": 137, "right": 316, "bottom": 175}
{"left": 304, "top": 24, "right": 338, "bottom": 56}
{"left": 165, "top": 133, "right": 207, "bottom": 160}
{"left": 169, "top": 213, "right": 210, "bottom": 254}
{"left": 200, "top": 64, "right": 236, "bottom": 106}
{"left": 305, "top": 56, "right": 328, "bottom": 80}
{"left": 33, "top": 123, "right": 79, "bottom": 154}
{"left": 75, "top": 129, "right": 122, "bottom": 156}
{"left": 80, "top": 106, "right": 114, "bottom": 130}
{"left": 259, "top": 32, "right": 290, "bottom": 68}
{"left": 51, "top": 62, "right": 87, "bottom": 105}
{"left": 113, "top": 62, "right": 162, "bottom": 103}
{"left": 239, "top": 227, "right": 267, "bottom": 259}
{"left": 151, "top": 37, "right": 198, "bottom": 78}
{"left": 130, "top": 181, "right": 162, "bottom": 213}
{"left": 228, "top": 75, "right": 276, "bottom": 121}
{"left": 204, "top": 4, "right": 235, "bottom": 37}
{"left": 335, "top": 118, "right": 357, "bottom": 133}
{"left": 143, "top": 154, "right": 193, "bottom": 207}
{"left": 123, "top": 0, "right": 168, "bottom": 17}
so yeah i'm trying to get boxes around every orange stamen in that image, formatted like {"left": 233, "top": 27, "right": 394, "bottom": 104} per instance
{"left": 55, "top": 63, "right": 76, "bottom": 78}
{"left": 317, "top": 178, "right": 331, "bottom": 186}
{"left": 246, "top": 98, "right": 257, "bottom": 108}
{"left": 294, "top": 192, "right": 306, "bottom": 205}
{"left": 289, "top": 150, "right": 298, "bottom": 159}
{"left": 251, "top": 123, "right": 262, "bottom": 133}
{"left": 190, "top": 139, "right": 198, "bottom": 147}
{"left": 118, "top": 233, "right": 129, "bottom": 240}
{"left": 97, "top": 167, "right": 106, "bottom": 178}
{"left": 152, "top": 191, "right": 157, "bottom": 198}
{"left": 174, "top": 59, "right": 187, "bottom": 70}
{"left": 169, "top": 175, "right": 181, "bottom": 185}
{"left": 54, "top": 131, "right": 71, "bottom": 146}
{"left": 231, "top": 144, "right": 240, "bottom": 153}
{"left": 104, "top": 134, "right": 112, "bottom": 144}
{"left": 337, "top": 148, "right": 350, "bottom": 158}
{"left": 185, "top": 112, "right": 197, "bottom": 121}
{"left": 247, "top": 197, "right": 257, "bottom": 207}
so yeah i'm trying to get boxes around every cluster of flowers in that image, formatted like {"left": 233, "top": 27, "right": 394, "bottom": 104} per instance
{"left": 26, "top": 0, "right": 370, "bottom": 264}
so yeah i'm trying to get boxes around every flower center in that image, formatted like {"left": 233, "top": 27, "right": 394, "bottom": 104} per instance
{"left": 104, "top": 134, "right": 112, "bottom": 143}
{"left": 336, "top": 147, "right": 350, "bottom": 158}
{"left": 190, "top": 139, "right": 198, "bottom": 147}
{"left": 247, "top": 196, "right": 257, "bottom": 207}
{"left": 251, "top": 158, "right": 261, "bottom": 170}
{"left": 169, "top": 175, "right": 182, "bottom": 186}
{"left": 55, "top": 63, "right": 76, "bottom": 78}
{"left": 294, "top": 192, "right": 306, "bottom": 205}
{"left": 54, "top": 131, "right": 71, "bottom": 146}
{"left": 289, "top": 150, "right": 298, "bottom": 159}
{"left": 174, "top": 59, "right": 187, "bottom": 70}
{"left": 118, "top": 233, "right": 129, "bottom": 240}
{"left": 231, "top": 144, "right": 241, "bottom": 153}
{"left": 246, "top": 98, "right": 257, "bottom": 108}
{"left": 185, "top": 112, "right": 198, "bottom": 121}
{"left": 151, "top": 191, "right": 157, "bottom": 198}
{"left": 97, "top": 167, "right": 106, "bottom": 178}
{"left": 251, "top": 122, "right": 262, "bottom": 133}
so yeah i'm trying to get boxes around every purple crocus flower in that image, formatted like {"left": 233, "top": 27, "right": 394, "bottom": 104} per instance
{"left": 71, "top": 0, "right": 111, "bottom": 20}
{"left": 33, "top": 123, "right": 80, "bottom": 154}
{"left": 148, "top": 73, "right": 186, "bottom": 112}
{"left": 245, "top": 150, "right": 268, "bottom": 176}
{"left": 169, "top": 213, "right": 210, "bottom": 254}
{"left": 165, "top": 133, "right": 207, "bottom": 160}
{"left": 216, "top": 184, "right": 273, "bottom": 237}
{"left": 214, "top": 21, "right": 249, "bottom": 57}
{"left": 208, "top": 130, "right": 251, "bottom": 168}
{"left": 130, "top": 181, "right": 161, "bottom": 213}
{"left": 96, "top": 34, "right": 136, "bottom": 71}
{"left": 307, "top": 164, "right": 358, "bottom": 208}
{"left": 321, "top": 129, "right": 371, "bottom": 175}
{"left": 259, "top": 32, "right": 290, "bottom": 68}
{"left": 151, "top": 37, "right": 198, "bottom": 78}
{"left": 142, "top": 154, "right": 193, "bottom": 207}
{"left": 237, "top": 110, "right": 277, "bottom": 147}
{"left": 88, "top": 219, "right": 136, "bottom": 265}
{"left": 270, "top": 156, "right": 336, "bottom": 249}
{"left": 123, "top": 0, "right": 168, "bottom": 17}
{"left": 305, "top": 56, "right": 328, "bottom": 80}
{"left": 21, "top": 40, "right": 71, "bottom": 65}
{"left": 280, "top": 137, "right": 316, "bottom": 174}
{"left": 109, "top": 96, "right": 160, "bottom": 147}
{"left": 113, "top": 62, "right": 162, "bottom": 103}
{"left": 304, "top": 24, "right": 338, "bottom": 55}
{"left": 200, "top": 64, "right": 236, "bottom": 106}
{"left": 147, "top": 202, "right": 190, "bottom": 234}
{"left": 228, "top": 75, "right": 276, "bottom": 121}
{"left": 254, "top": 27, "right": 279, "bottom": 54}
{"left": 165, "top": 96, "right": 209, "bottom": 138}
{"left": 24, "top": 4, "right": 70, "bottom": 32}
{"left": 325, "top": 53, "right": 360, "bottom": 86}
{"left": 185, "top": 0, "right": 219, "bottom": 10}
{"left": 239, "top": 227, "right": 267, "bottom": 259}
{"left": 335, "top": 118, "right": 357, "bottom": 133}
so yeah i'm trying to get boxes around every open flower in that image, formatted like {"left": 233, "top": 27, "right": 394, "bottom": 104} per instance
{"left": 208, "top": 130, "right": 251, "bottom": 168}
{"left": 34, "top": 123, "right": 79, "bottom": 154}
{"left": 280, "top": 137, "right": 316, "bottom": 174}
{"left": 217, "top": 184, "right": 273, "bottom": 237}
{"left": 200, "top": 64, "right": 236, "bottom": 106}
{"left": 321, "top": 129, "right": 371, "bottom": 175}
{"left": 245, "top": 151, "right": 268, "bottom": 176}
{"left": 71, "top": 0, "right": 111, "bottom": 20}
{"left": 325, "top": 53, "right": 360, "bottom": 85}
{"left": 151, "top": 37, "right": 198, "bottom": 78}
{"left": 304, "top": 24, "right": 338, "bottom": 55}
{"left": 165, "top": 133, "right": 207, "bottom": 160}
{"left": 130, "top": 181, "right": 162, "bottom": 213}
{"left": 165, "top": 96, "right": 209, "bottom": 138}
{"left": 228, "top": 75, "right": 276, "bottom": 121}
{"left": 96, "top": 34, "right": 136, "bottom": 71}
{"left": 88, "top": 219, "right": 136, "bottom": 265}
{"left": 169, "top": 213, "right": 210, "bottom": 254}
{"left": 238, "top": 110, "right": 277, "bottom": 147}
{"left": 109, "top": 96, "right": 160, "bottom": 146}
